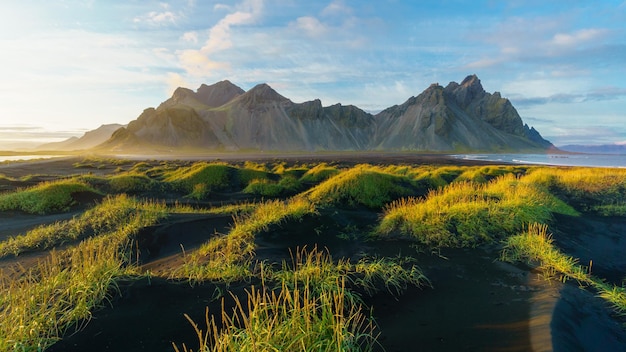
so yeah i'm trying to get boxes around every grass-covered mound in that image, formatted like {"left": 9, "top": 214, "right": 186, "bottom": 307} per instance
{"left": 0, "top": 195, "right": 167, "bottom": 351}
{"left": 174, "top": 247, "right": 429, "bottom": 352}
{"left": 376, "top": 174, "right": 578, "bottom": 247}
{"left": 172, "top": 197, "right": 317, "bottom": 283}
{"left": 305, "top": 165, "right": 416, "bottom": 208}
{"left": 502, "top": 223, "right": 626, "bottom": 315}
{"left": 243, "top": 175, "right": 302, "bottom": 197}
{"left": 524, "top": 167, "right": 626, "bottom": 216}
{"left": 0, "top": 179, "right": 101, "bottom": 214}
{"left": 300, "top": 163, "right": 340, "bottom": 183}
{"left": 163, "top": 162, "right": 274, "bottom": 199}
{"left": 0, "top": 195, "right": 166, "bottom": 257}
{"left": 454, "top": 165, "right": 526, "bottom": 184}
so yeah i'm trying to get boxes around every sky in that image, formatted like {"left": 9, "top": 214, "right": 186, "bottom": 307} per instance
{"left": 1, "top": 0, "right": 625, "bottom": 149}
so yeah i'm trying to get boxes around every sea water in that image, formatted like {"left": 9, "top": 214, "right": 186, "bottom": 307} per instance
{"left": 453, "top": 153, "right": 626, "bottom": 168}
{"left": 0, "top": 155, "right": 65, "bottom": 162}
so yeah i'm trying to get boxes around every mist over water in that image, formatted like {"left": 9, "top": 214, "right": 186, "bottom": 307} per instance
{"left": 0, "top": 155, "right": 66, "bottom": 162}
{"left": 454, "top": 153, "right": 626, "bottom": 168}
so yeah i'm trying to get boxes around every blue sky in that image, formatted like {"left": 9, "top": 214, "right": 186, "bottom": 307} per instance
{"left": 1, "top": 0, "right": 625, "bottom": 148}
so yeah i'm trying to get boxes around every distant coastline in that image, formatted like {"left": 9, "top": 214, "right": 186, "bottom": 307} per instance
{"left": 454, "top": 153, "right": 626, "bottom": 168}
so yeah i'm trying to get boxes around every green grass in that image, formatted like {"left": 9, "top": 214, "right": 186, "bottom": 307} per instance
{"left": 165, "top": 162, "right": 234, "bottom": 195}
{"left": 243, "top": 179, "right": 284, "bottom": 197}
{"left": 376, "top": 174, "right": 578, "bottom": 247}
{"left": 267, "top": 246, "right": 430, "bottom": 300}
{"left": 0, "top": 195, "right": 167, "bottom": 258}
{"left": 108, "top": 174, "right": 158, "bottom": 193}
{"left": 243, "top": 175, "right": 302, "bottom": 197}
{"left": 455, "top": 166, "right": 525, "bottom": 184}
{"left": 300, "top": 163, "right": 339, "bottom": 183}
{"left": 0, "top": 179, "right": 101, "bottom": 214}
{"left": 171, "top": 197, "right": 317, "bottom": 283}
{"left": 0, "top": 195, "right": 167, "bottom": 350}
{"left": 163, "top": 162, "right": 276, "bottom": 199}
{"left": 173, "top": 279, "right": 377, "bottom": 352}
{"left": 305, "top": 165, "right": 415, "bottom": 209}
{"left": 524, "top": 167, "right": 626, "bottom": 214}
{"left": 502, "top": 223, "right": 626, "bottom": 315}
{"left": 173, "top": 246, "right": 429, "bottom": 352}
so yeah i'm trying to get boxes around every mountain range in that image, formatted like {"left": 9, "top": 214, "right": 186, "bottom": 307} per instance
{"left": 42, "top": 75, "right": 553, "bottom": 153}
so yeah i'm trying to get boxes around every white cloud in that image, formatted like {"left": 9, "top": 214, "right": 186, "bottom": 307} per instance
{"left": 293, "top": 16, "right": 329, "bottom": 38}
{"left": 321, "top": 0, "right": 352, "bottom": 17}
{"left": 166, "top": 72, "right": 190, "bottom": 94}
{"left": 551, "top": 28, "right": 608, "bottom": 47}
{"left": 181, "top": 31, "right": 198, "bottom": 43}
{"left": 214, "top": 4, "right": 232, "bottom": 11}
{"left": 177, "top": 0, "right": 263, "bottom": 78}
{"left": 134, "top": 10, "right": 180, "bottom": 26}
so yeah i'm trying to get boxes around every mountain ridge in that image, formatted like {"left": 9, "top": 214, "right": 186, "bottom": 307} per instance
{"left": 45, "top": 75, "right": 554, "bottom": 153}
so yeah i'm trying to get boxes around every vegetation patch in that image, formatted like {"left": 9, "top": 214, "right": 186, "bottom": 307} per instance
{"left": 376, "top": 174, "right": 578, "bottom": 247}
{"left": 165, "top": 162, "right": 234, "bottom": 196}
{"left": 0, "top": 195, "right": 167, "bottom": 258}
{"left": 174, "top": 246, "right": 429, "bottom": 352}
{"left": 305, "top": 165, "right": 415, "bottom": 209}
{"left": 502, "top": 223, "right": 626, "bottom": 315}
{"left": 300, "top": 163, "right": 339, "bottom": 183}
{"left": 0, "top": 196, "right": 167, "bottom": 350}
{"left": 171, "top": 197, "right": 317, "bottom": 283}
{"left": 0, "top": 179, "right": 101, "bottom": 214}
{"left": 524, "top": 167, "right": 626, "bottom": 214}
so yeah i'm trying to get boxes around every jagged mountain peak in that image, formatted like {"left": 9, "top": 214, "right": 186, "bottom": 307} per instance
{"left": 460, "top": 74, "right": 482, "bottom": 89}
{"left": 171, "top": 87, "right": 196, "bottom": 101}
{"left": 195, "top": 80, "right": 244, "bottom": 107}
{"left": 237, "top": 83, "right": 291, "bottom": 106}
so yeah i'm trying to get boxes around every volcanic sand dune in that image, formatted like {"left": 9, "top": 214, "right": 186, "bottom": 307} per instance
{"left": 1, "top": 155, "right": 625, "bottom": 352}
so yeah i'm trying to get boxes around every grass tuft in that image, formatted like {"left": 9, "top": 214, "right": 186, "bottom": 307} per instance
{"left": 0, "top": 179, "right": 101, "bottom": 214}
{"left": 305, "top": 165, "right": 415, "bottom": 209}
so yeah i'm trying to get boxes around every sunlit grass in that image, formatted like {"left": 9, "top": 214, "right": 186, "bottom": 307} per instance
{"left": 300, "top": 163, "right": 340, "bottom": 183}
{"left": 305, "top": 165, "right": 415, "bottom": 209}
{"left": 0, "top": 195, "right": 166, "bottom": 351}
{"left": 173, "top": 279, "right": 377, "bottom": 352}
{"left": 0, "top": 195, "right": 167, "bottom": 258}
{"left": 502, "top": 223, "right": 626, "bottom": 315}
{"left": 163, "top": 161, "right": 276, "bottom": 199}
{"left": 376, "top": 174, "right": 578, "bottom": 247}
{"left": 173, "top": 246, "right": 429, "bottom": 352}
{"left": 171, "top": 197, "right": 317, "bottom": 283}
{"left": 267, "top": 247, "right": 430, "bottom": 299}
{"left": 0, "top": 179, "right": 101, "bottom": 214}
{"left": 524, "top": 167, "right": 626, "bottom": 214}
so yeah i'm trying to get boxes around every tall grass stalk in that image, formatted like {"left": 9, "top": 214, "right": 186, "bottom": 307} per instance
{"left": 173, "top": 279, "right": 378, "bottom": 352}
{"left": 171, "top": 197, "right": 316, "bottom": 283}
{"left": 0, "top": 195, "right": 167, "bottom": 350}
{"left": 0, "top": 195, "right": 166, "bottom": 257}
{"left": 377, "top": 174, "right": 578, "bottom": 247}
{"left": 502, "top": 223, "right": 626, "bottom": 315}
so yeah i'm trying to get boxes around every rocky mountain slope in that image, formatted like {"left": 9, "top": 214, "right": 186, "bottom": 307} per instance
{"left": 36, "top": 124, "right": 124, "bottom": 151}
{"left": 94, "top": 75, "right": 552, "bottom": 153}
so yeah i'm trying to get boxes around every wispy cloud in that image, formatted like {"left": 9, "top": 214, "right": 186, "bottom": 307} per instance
{"left": 176, "top": 0, "right": 263, "bottom": 78}
{"left": 463, "top": 13, "right": 616, "bottom": 75}
{"left": 510, "top": 86, "right": 626, "bottom": 107}
{"left": 321, "top": 0, "right": 352, "bottom": 17}
{"left": 551, "top": 28, "right": 609, "bottom": 47}
{"left": 545, "top": 125, "right": 626, "bottom": 145}
{"left": 133, "top": 3, "right": 182, "bottom": 26}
